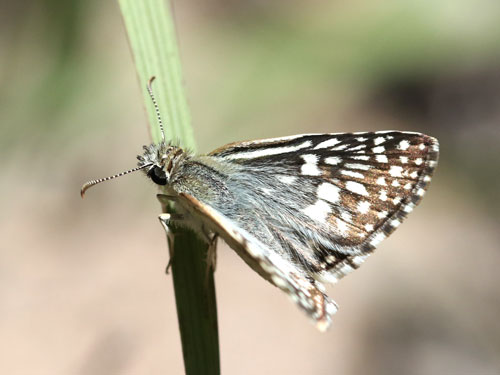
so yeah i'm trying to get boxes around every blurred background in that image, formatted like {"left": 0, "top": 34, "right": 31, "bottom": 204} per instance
{"left": 1, "top": 0, "right": 500, "bottom": 374}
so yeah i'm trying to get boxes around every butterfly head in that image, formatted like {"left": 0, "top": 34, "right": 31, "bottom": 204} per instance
{"left": 137, "top": 141, "right": 184, "bottom": 186}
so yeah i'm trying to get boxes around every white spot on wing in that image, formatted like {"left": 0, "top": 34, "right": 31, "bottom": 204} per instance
{"left": 314, "top": 138, "right": 340, "bottom": 149}
{"left": 336, "top": 218, "right": 348, "bottom": 234}
{"left": 357, "top": 200, "right": 370, "bottom": 214}
{"left": 226, "top": 140, "right": 312, "bottom": 159}
{"left": 341, "top": 170, "right": 364, "bottom": 179}
{"left": 376, "top": 155, "right": 388, "bottom": 163}
{"left": 339, "top": 263, "right": 354, "bottom": 275}
{"left": 302, "top": 200, "right": 331, "bottom": 222}
{"left": 376, "top": 177, "right": 387, "bottom": 186}
{"left": 349, "top": 144, "right": 366, "bottom": 151}
{"left": 390, "top": 219, "right": 401, "bottom": 227}
{"left": 241, "top": 134, "right": 313, "bottom": 144}
{"left": 345, "top": 163, "right": 371, "bottom": 171}
{"left": 317, "top": 183, "right": 340, "bottom": 204}
{"left": 389, "top": 166, "right": 403, "bottom": 177}
{"left": 403, "top": 203, "right": 415, "bottom": 213}
{"left": 379, "top": 190, "right": 388, "bottom": 201}
{"left": 332, "top": 144, "right": 349, "bottom": 151}
{"left": 372, "top": 146, "right": 385, "bottom": 153}
{"left": 271, "top": 275, "right": 288, "bottom": 288}
{"left": 340, "top": 211, "right": 352, "bottom": 223}
{"left": 326, "top": 301, "right": 338, "bottom": 314}
{"left": 370, "top": 232, "right": 386, "bottom": 247}
{"left": 345, "top": 181, "right": 369, "bottom": 196}
{"left": 398, "top": 140, "right": 410, "bottom": 150}
{"left": 374, "top": 136, "right": 385, "bottom": 145}
{"left": 324, "top": 156, "right": 342, "bottom": 165}
{"left": 301, "top": 154, "right": 322, "bottom": 176}
{"left": 352, "top": 255, "right": 368, "bottom": 267}
{"left": 318, "top": 271, "right": 339, "bottom": 285}
{"left": 326, "top": 255, "right": 336, "bottom": 263}
{"left": 377, "top": 210, "right": 388, "bottom": 219}
{"left": 351, "top": 155, "right": 370, "bottom": 161}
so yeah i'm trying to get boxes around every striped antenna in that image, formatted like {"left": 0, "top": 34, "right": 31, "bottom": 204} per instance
{"left": 80, "top": 164, "right": 151, "bottom": 198}
{"left": 146, "top": 76, "right": 166, "bottom": 143}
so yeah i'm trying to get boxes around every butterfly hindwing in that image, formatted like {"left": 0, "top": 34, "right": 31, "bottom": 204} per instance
{"left": 177, "top": 192, "right": 337, "bottom": 331}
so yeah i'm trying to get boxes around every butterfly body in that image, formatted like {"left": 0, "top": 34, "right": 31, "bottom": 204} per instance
{"left": 133, "top": 131, "right": 439, "bottom": 331}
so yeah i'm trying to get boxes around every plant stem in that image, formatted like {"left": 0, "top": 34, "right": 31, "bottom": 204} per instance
{"left": 118, "top": 1, "right": 220, "bottom": 373}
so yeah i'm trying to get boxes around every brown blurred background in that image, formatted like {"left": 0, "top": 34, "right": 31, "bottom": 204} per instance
{"left": 1, "top": 0, "right": 500, "bottom": 374}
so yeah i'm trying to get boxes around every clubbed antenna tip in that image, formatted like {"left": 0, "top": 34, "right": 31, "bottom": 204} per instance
{"left": 148, "top": 76, "right": 156, "bottom": 88}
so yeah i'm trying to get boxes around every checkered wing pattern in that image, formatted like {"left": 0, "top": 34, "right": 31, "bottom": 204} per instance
{"left": 196, "top": 131, "right": 439, "bottom": 328}
{"left": 159, "top": 131, "right": 440, "bottom": 330}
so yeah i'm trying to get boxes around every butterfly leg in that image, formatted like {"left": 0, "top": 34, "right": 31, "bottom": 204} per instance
{"left": 158, "top": 213, "right": 184, "bottom": 230}
{"left": 200, "top": 233, "right": 218, "bottom": 285}
{"left": 158, "top": 213, "right": 184, "bottom": 273}
{"left": 156, "top": 193, "right": 178, "bottom": 204}
{"left": 157, "top": 193, "right": 180, "bottom": 272}
{"left": 206, "top": 233, "right": 218, "bottom": 270}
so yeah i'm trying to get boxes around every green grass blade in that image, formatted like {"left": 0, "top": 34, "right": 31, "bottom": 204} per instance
{"left": 118, "top": 1, "right": 220, "bottom": 374}
{"left": 119, "top": 0, "right": 194, "bottom": 147}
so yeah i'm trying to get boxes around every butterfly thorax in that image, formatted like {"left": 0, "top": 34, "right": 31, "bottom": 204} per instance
{"left": 137, "top": 142, "right": 188, "bottom": 185}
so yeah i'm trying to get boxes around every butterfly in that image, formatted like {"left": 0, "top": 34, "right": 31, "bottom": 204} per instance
{"left": 81, "top": 77, "right": 439, "bottom": 331}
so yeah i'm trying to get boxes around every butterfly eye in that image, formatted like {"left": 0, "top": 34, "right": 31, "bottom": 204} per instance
{"left": 147, "top": 166, "right": 167, "bottom": 185}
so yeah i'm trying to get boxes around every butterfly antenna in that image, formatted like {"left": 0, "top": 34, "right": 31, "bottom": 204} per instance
{"left": 80, "top": 164, "right": 151, "bottom": 198}
{"left": 147, "top": 76, "right": 166, "bottom": 143}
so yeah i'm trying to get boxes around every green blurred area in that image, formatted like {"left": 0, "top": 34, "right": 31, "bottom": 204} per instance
{"left": 1, "top": 1, "right": 500, "bottom": 374}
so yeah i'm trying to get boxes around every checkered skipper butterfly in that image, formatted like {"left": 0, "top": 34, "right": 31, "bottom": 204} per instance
{"left": 82, "top": 77, "right": 439, "bottom": 331}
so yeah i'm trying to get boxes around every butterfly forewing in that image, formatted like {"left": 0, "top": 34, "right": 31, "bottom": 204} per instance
{"left": 208, "top": 131, "right": 439, "bottom": 282}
